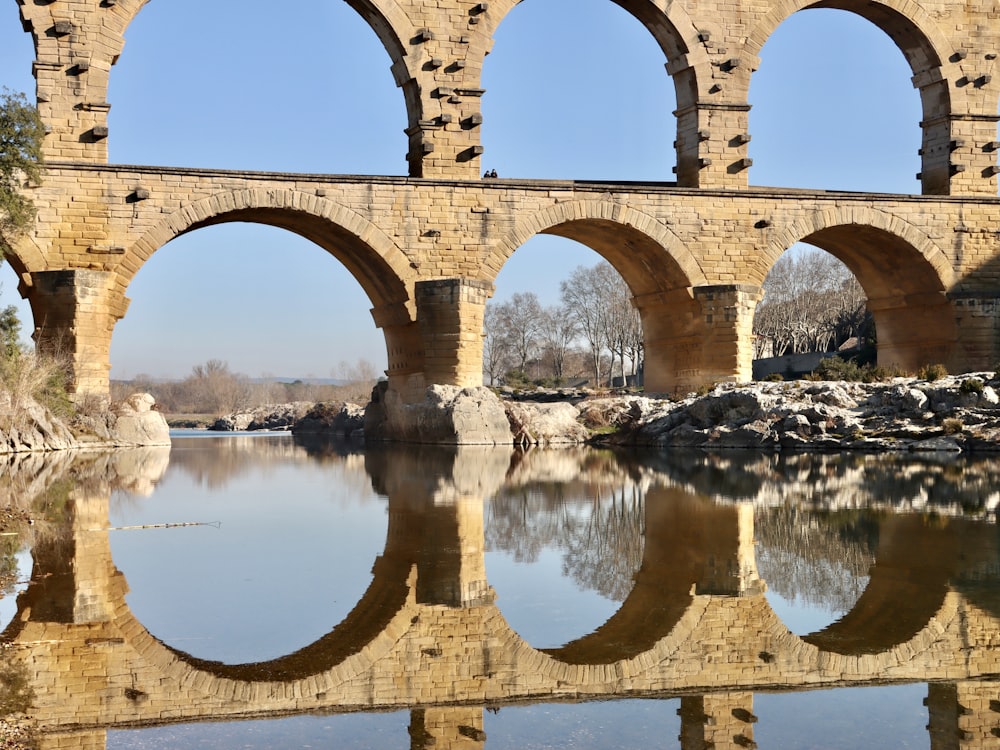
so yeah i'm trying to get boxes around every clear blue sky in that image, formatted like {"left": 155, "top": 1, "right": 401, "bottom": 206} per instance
{"left": 0, "top": 0, "right": 926, "bottom": 379}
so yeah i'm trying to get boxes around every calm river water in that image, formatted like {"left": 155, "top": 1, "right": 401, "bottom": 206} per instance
{"left": 2, "top": 433, "right": 1000, "bottom": 749}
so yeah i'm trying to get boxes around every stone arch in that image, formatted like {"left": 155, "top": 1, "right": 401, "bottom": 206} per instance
{"left": 490, "top": 198, "right": 707, "bottom": 392}
{"left": 125, "top": 190, "right": 415, "bottom": 318}
{"left": 746, "top": 0, "right": 952, "bottom": 73}
{"left": 118, "top": 1, "right": 414, "bottom": 84}
{"left": 763, "top": 206, "right": 957, "bottom": 370}
{"left": 757, "top": 589, "right": 964, "bottom": 681}
{"left": 744, "top": 0, "right": 956, "bottom": 193}
{"left": 4, "top": 233, "right": 48, "bottom": 288}
{"left": 489, "top": 591, "right": 714, "bottom": 691}
{"left": 765, "top": 206, "right": 954, "bottom": 293}
{"left": 486, "top": 0, "right": 707, "bottom": 117}
{"left": 541, "top": 488, "right": 741, "bottom": 665}
{"left": 117, "top": 563, "right": 419, "bottom": 687}
{"left": 108, "top": 487, "right": 429, "bottom": 692}
{"left": 489, "top": 199, "right": 706, "bottom": 294}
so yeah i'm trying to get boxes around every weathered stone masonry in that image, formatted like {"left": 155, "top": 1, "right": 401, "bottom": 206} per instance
{"left": 7, "top": 0, "right": 1000, "bottom": 411}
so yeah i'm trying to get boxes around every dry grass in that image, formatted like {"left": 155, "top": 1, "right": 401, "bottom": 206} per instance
{"left": 0, "top": 350, "right": 72, "bottom": 431}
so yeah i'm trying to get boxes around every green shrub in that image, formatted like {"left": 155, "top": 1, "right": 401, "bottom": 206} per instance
{"left": 918, "top": 363, "right": 948, "bottom": 381}
{"left": 941, "top": 417, "right": 964, "bottom": 435}
{"left": 763, "top": 372, "right": 783, "bottom": 382}
{"left": 807, "top": 356, "right": 901, "bottom": 383}
{"left": 960, "top": 377, "right": 985, "bottom": 395}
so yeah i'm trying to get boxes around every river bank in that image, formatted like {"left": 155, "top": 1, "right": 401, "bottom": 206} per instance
{"left": 587, "top": 374, "right": 1000, "bottom": 452}
{"left": 0, "top": 392, "right": 170, "bottom": 454}
{"left": 207, "top": 372, "right": 1000, "bottom": 452}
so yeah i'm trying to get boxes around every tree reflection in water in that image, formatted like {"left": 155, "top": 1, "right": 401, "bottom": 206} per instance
{"left": 485, "top": 483, "right": 644, "bottom": 602}
{"left": 756, "top": 507, "right": 877, "bottom": 615}
{"left": 2, "top": 440, "right": 1000, "bottom": 750}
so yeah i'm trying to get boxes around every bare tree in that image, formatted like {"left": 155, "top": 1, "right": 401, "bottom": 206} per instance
{"left": 332, "top": 358, "right": 381, "bottom": 401}
{"left": 561, "top": 262, "right": 642, "bottom": 387}
{"left": 493, "top": 292, "right": 544, "bottom": 378}
{"left": 483, "top": 303, "right": 513, "bottom": 385}
{"left": 537, "top": 304, "right": 578, "bottom": 381}
{"left": 561, "top": 264, "right": 612, "bottom": 386}
{"left": 754, "top": 248, "right": 868, "bottom": 358}
{"left": 188, "top": 359, "right": 253, "bottom": 413}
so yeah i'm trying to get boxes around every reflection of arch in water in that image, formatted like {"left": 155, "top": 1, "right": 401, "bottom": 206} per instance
{"left": 111, "top": 445, "right": 510, "bottom": 689}
{"left": 11, "top": 457, "right": 1000, "bottom": 719}
{"left": 532, "top": 489, "right": 762, "bottom": 665}
{"left": 115, "top": 495, "right": 425, "bottom": 685}
{"left": 504, "top": 488, "right": 999, "bottom": 677}
{"left": 801, "top": 515, "right": 998, "bottom": 655}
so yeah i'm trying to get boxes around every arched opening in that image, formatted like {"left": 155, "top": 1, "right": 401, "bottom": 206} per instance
{"left": 486, "top": 235, "right": 645, "bottom": 389}
{"left": 110, "top": 223, "right": 388, "bottom": 415}
{"left": 800, "top": 514, "right": 995, "bottom": 654}
{"left": 486, "top": 209, "right": 704, "bottom": 392}
{"left": 757, "top": 504, "right": 875, "bottom": 635}
{"left": 749, "top": 8, "right": 922, "bottom": 193}
{"left": 107, "top": 0, "right": 407, "bottom": 175}
{"left": 109, "top": 436, "right": 393, "bottom": 668}
{"left": 0, "top": 4, "right": 41, "bottom": 363}
{"left": 752, "top": 244, "right": 871, "bottom": 378}
{"left": 757, "top": 220, "right": 954, "bottom": 375}
{"left": 482, "top": 0, "right": 675, "bottom": 181}
{"left": 485, "top": 450, "right": 646, "bottom": 652}
{"left": 0, "top": 263, "right": 32, "bottom": 355}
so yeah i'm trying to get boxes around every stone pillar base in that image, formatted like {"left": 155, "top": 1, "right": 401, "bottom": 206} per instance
{"left": 951, "top": 293, "right": 1000, "bottom": 373}
{"left": 29, "top": 270, "right": 127, "bottom": 400}
{"left": 679, "top": 692, "right": 757, "bottom": 750}
{"left": 868, "top": 292, "right": 956, "bottom": 373}
{"left": 365, "top": 381, "right": 511, "bottom": 445}
{"left": 416, "top": 278, "right": 493, "bottom": 388}
{"left": 638, "top": 285, "right": 762, "bottom": 395}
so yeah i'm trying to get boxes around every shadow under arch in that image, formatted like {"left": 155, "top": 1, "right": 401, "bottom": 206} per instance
{"left": 488, "top": 199, "right": 707, "bottom": 295}
{"left": 125, "top": 189, "right": 416, "bottom": 318}
{"left": 744, "top": 0, "right": 954, "bottom": 193}
{"left": 801, "top": 515, "right": 999, "bottom": 655}
{"left": 765, "top": 208, "right": 957, "bottom": 370}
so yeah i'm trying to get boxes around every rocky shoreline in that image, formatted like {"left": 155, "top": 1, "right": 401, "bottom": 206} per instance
{"left": 0, "top": 392, "right": 170, "bottom": 454}
{"left": 209, "top": 372, "right": 1000, "bottom": 452}
{"left": 586, "top": 374, "right": 1000, "bottom": 452}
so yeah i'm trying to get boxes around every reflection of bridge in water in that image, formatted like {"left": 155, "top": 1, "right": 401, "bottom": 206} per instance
{"left": 4, "top": 445, "right": 1000, "bottom": 749}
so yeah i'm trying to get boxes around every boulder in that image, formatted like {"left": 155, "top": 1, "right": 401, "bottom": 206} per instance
{"left": 1, "top": 392, "right": 169, "bottom": 453}
{"left": 210, "top": 402, "right": 312, "bottom": 432}
{"left": 365, "top": 383, "right": 512, "bottom": 445}
{"left": 505, "top": 402, "right": 589, "bottom": 446}
{"left": 292, "top": 402, "right": 366, "bottom": 438}
{"left": 110, "top": 393, "right": 170, "bottom": 446}
{"left": 686, "top": 388, "right": 778, "bottom": 427}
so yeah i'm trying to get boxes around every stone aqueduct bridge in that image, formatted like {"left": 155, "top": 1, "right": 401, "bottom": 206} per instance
{"left": 7, "top": 0, "right": 1000, "bottom": 406}
{"left": 5, "top": 447, "right": 1000, "bottom": 749}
